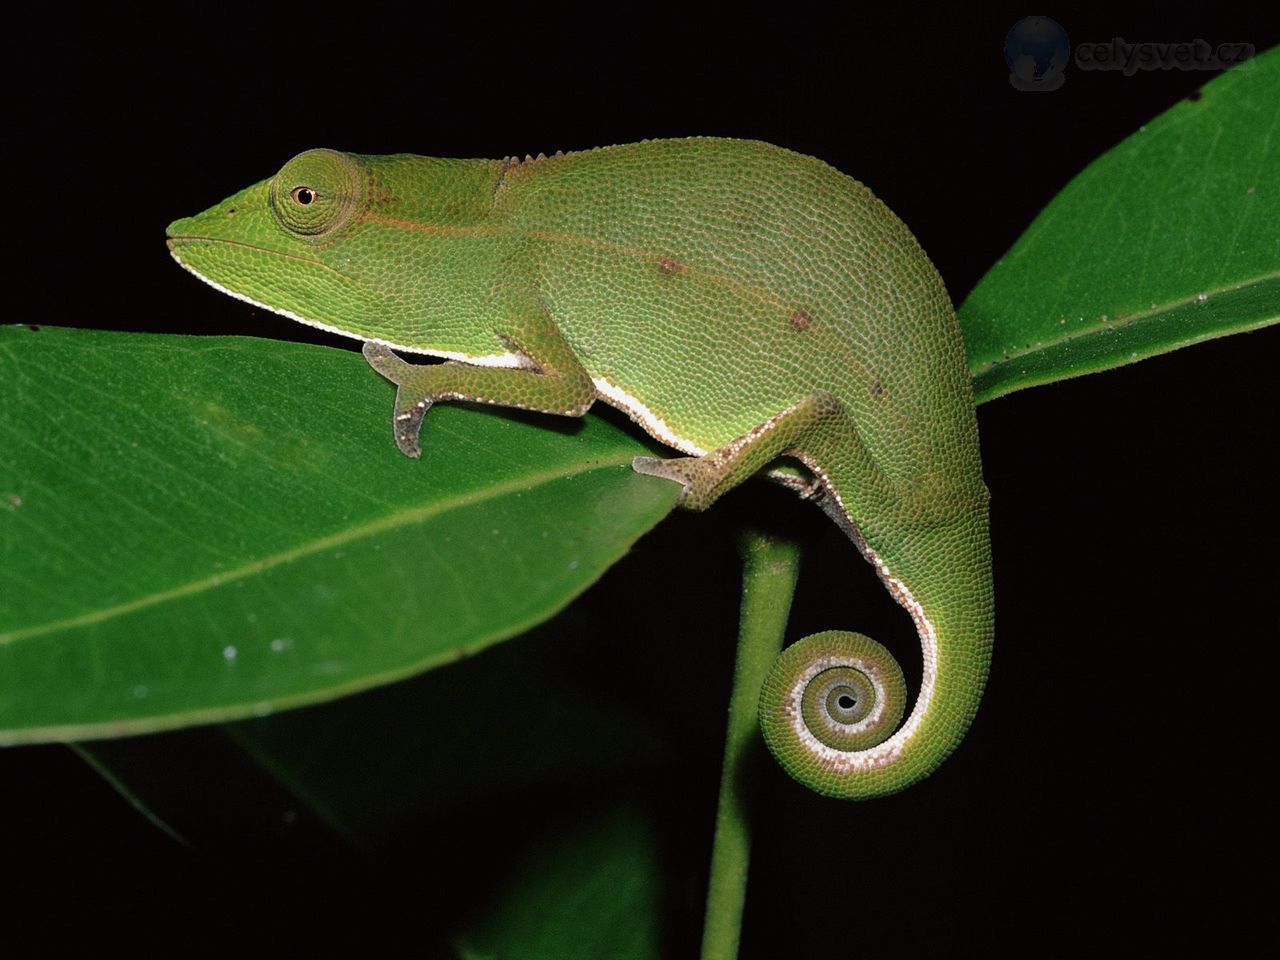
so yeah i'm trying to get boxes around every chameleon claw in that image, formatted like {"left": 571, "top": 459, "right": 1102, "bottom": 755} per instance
{"left": 632, "top": 455, "right": 693, "bottom": 504}
{"left": 362, "top": 340, "right": 411, "bottom": 378}
{"left": 362, "top": 340, "right": 432, "bottom": 458}
{"left": 392, "top": 396, "right": 431, "bottom": 459}
{"left": 631, "top": 454, "right": 672, "bottom": 477}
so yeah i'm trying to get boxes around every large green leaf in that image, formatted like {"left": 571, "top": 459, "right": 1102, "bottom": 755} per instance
{"left": 78, "top": 609, "right": 672, "bottom": 851}
{"left": 74, "top": 599, "right": 694, "bottom": 954}
{"left": 960, "top": 48, "right": 1280, "bottom": 404}
{"left": 455, "top": 805, "right": 665, "bottom": 960}
{"left": 0, "top": 325, "right": 676, "bottom": 743}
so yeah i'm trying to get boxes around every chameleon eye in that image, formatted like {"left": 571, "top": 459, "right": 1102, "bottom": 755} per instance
{"left": 270, "top": 149, "right": 362, "bottom": 238}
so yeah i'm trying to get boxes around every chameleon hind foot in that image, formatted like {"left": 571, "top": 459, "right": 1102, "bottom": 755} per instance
{"left": 632, "top": 391, "right": 894, "bottom": 514}
{"left": 631, "top": 455, "right": 699, "bottom": 506}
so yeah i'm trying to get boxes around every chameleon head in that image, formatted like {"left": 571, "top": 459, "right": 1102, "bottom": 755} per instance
{"left": 166, "top": 149, "right": 373, "bottom": 339}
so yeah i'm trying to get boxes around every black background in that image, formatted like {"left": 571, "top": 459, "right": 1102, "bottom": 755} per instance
{"left": 6, "top": 5, "right": 1277, "bottom": 954}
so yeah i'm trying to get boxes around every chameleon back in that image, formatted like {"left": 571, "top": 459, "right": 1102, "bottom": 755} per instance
{"left": 490, "top": 138, "right": 984, "bottom": 514}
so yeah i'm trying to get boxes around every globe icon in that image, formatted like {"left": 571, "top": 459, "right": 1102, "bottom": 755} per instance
{"left": 1005, "top": 16, "right": 1070, "bottom": 90}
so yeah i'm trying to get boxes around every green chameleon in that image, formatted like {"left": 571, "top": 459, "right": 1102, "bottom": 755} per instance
{"left": 166, "top": 139, "right": 993, "bottom": 799}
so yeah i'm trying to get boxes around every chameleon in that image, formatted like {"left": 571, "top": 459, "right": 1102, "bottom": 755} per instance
{"left": 166, "top": 138, "right": 993, "bottom": 799}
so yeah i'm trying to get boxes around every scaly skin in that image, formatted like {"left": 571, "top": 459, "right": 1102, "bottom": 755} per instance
{"left": 167, "top": 139, "right": 993, "bottom": 798}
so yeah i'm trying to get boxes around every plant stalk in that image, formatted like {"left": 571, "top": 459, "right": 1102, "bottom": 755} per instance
{"left": 699, "top": 530, "right": 801, "bottom": 960}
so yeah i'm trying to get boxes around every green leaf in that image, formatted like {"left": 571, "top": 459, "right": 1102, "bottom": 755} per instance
{"left": 960, "top": 48, "right": 1280, "bottom": 404}
{"left": 0, "top": 325, "right": 676, "bottom": 743}
{"left": 76, "top": 617, "right": 682, "bottom": 955}
{"left": 454, "top": 804, "right": 664, "bottom": 960}
{"left": 75, "top": 611, "right": 672, "bottom": 846}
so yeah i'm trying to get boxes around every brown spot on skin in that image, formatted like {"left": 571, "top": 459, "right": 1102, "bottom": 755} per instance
{"left": 362, "top": 169, "right": 395, "bottom": 210}
{"left": 788, "top": 309, "right": 812, "bottom": 331}
{"left": 1187, "top": 89, "right": 1202, "bottom": 102}
{"left": 870, "top": 380, "right": 884, "bottom": 397}
{"left": 657, "top": 257, "right": 682, "bottom": 275}
{"left": 26, "top": 324, "right": 40, "bottom": 332}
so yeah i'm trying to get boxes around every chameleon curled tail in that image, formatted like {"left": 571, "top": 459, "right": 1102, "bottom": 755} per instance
{"left": 758, "top": 631, "right": 908, "bottom": 798}
{"left": 746, "top": 497, "right": 992, "bottom": 799}
{"left": 635, "top": 413, "right": 991, "bottom": 801}
{"left": 635, "top": 442, "right": 990, "bottom": 799}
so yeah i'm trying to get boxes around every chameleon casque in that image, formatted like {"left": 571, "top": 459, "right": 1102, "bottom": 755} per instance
{"left": 166, "top": 138, "right": 993, "bottom": 799}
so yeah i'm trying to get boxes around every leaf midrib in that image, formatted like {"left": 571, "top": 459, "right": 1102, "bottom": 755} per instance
{"left": 0, "top": 452, "right": 636, "bottom": 645}
{"left": 967, "top": 267, "right": 1280, "bottom": 378}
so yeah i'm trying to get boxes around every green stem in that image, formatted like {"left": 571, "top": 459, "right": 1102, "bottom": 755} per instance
{"left": 700, "top": 530, "right": 801, "bottom": 960}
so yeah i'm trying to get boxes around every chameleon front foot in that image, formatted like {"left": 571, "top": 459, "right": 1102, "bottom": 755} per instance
{"left": 362, "top": 341, "right": 433, "bottom": 458}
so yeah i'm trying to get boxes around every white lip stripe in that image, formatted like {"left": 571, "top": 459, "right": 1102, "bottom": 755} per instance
{"left": 169, "top": 249, "right": 525, "bottom": 368}
{"left": 591, "top": 377, "right": 707, "bottom": 455}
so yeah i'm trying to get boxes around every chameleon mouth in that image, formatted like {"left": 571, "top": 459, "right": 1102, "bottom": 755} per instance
{"left": 165, "top": 245, "right": 526, "bottom": 370}
{"left": 165, "top": 245, "right": 373, "bottom": 351}
{"left": 164, "top": 234, "right": 353, "bottom": 278}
